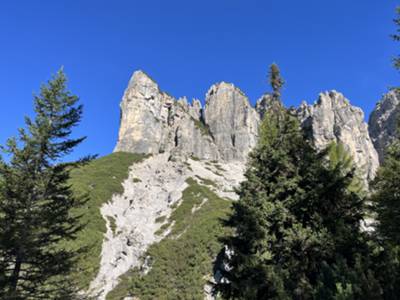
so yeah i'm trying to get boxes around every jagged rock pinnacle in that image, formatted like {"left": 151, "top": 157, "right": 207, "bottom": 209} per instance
{"left": 369, "top": 90, "right": 400, "bottom": 162}
{"left": 115, "top": 70, "right": 380, "bottom": 187}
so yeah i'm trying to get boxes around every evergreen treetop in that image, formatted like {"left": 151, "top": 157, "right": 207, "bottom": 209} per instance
{"left": 268, "top": 63, "right": 285, "bottom": 101}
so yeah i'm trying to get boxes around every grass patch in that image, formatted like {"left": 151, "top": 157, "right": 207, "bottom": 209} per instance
{"left": 213, "top": 164, "right": 226, "bottom": 172}
{"left": 107, "top": 178, "right": 232, "bottom": 300}
{"left": 132, "top": 177, "right": 142, "bottom": 183}
{"left": 184, "top": 161, "right": 193, "bottom": 171}
{"left": 195, "top": 175, "right": 218, "bottom": 188}
{"left": 68, "top": 152, "right": 148, "bottom": 290}
{"left": 155, "top": 222, "right": 172, "bottom": 236}
{"left": 205, "top": 166, "right": 224, "bottom": 177}
{"left": 192, "top": 117, "right": 212, "bottom": 137}
{"left": 107, "top": 216, "right": 117, "bottom": 235}
{"left": 155, "top": 215, "right": 167, "bottom": 223}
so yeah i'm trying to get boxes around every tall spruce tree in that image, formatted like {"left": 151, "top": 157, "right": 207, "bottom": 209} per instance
{"left": 216, "top": 70, "right": 386, "bottom": 299}
{"left": 268, "top": 63, "right": 284, "bottom": 100}
{"left": 0, "top": 69, "right": 90, "bottom": 299}
{"left": 392, "top": 7, "right": 400, "bottom": 70}
{"left": 372, "top": 121, "right": 400, "bottom": 244}
{"left": 371, "top": 5, "right": 400, "bottom": 247}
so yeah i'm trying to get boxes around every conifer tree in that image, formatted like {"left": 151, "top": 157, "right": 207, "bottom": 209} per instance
{"left": 327, "top": 142, "right": 364, "bottom": 195}
{"left": 268, "top": 63, "right": 284, "bottom": 100}
{"left": 372, "top": 121, "right": 400, "bottom": 244}
{"left": 370, "top": 5, "right": 400, "bottom": 247}
{"left": 216, "top": 69, "right": 386, "bottom": 299}
{"left": 0, "top": 69, "right": 91, "bottom": 299}
{"left": 392, "top": 7, "right": 400, "bottom": 70}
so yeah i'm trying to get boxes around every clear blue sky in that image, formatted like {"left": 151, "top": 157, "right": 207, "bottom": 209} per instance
{"left": 0, "top": 1, "right": 399, "bottom": 159}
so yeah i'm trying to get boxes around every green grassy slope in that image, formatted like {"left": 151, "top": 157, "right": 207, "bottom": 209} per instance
{"left": 68, "top": 152, "right": 148, "bottom": 289}
{"left": 107, "top": 178, "right": 232, "bottom": 300}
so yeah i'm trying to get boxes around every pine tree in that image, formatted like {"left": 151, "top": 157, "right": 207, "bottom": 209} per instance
{"left": 371, "top": 7, "right": 400, "bottom": 243}
{"left": 372, "top": 121, "right": 400, "bottom": 244}
{"left": 268, "top": 63, "right": 284, "bottom": 100}
{"left": 216, "top": 77, "right": 386, "bottom": 298}
{"left": 392, "top": 7, "right": 400, "bottom": 70}
{"left": 326, "top": 142, "right": 364, "bottom": 196}
{"left": 0, "top": 69, "right": 91, "bottom": 299}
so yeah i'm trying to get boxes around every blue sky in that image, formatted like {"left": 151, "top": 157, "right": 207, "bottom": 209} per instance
{"left": 0, "top": 0, "right": 399, "bottom": 159}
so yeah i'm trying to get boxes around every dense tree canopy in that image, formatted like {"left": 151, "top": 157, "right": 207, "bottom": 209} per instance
{"left": 216, "top": 79, "right": 396, "bottom": 298}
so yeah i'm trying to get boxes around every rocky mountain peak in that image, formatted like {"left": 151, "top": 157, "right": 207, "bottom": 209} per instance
{"left": 204, "top": 82, "right": 259, "bottom": 161}
{"left": 127, "top": 70, "right": 160, "bottom": 99}
{"left": 298, "top": 90, "right": 379, "bottom": 184}
{"left": 369, "top": 90, "right": 400, "bottom": 162}
{"left": 115, "top": 71, "right": 381, "bottom": 186}
{"left": 115, "top": 72, "right": 261, "bottom": 162}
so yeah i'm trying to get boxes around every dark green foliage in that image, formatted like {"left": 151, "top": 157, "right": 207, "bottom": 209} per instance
{"left": 192, "top": 117, "right": 213, "bottom": 137}
{"left": 106, "top": 178, "right": 232, "bottom": 300}
{"left": 268, "top": 63, "right": 284, "bottom": 100}
{"left": 68, "top": 152, "right": 147, "bottom": 289}
{"left": 392, "top": 7, "right": 400, "bottom": 70}
{"left": 326, "top": 142, "right": 365, "bottom": 196}
{"left": 217, "top": 106, "right": 388, "bottom": 299}
{"left": 0, "top": 69, "right": 91, "bottom": 299}
{"left": 374, "top": 7, "right": 400, "bottom": 242}
{"left": 372, "top": 121, "right": 400, "bottom": 245}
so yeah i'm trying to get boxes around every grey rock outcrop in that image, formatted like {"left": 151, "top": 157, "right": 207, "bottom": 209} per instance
{"left": 115, "top": 71, "right": 259, "bottom": 162}
{"left": 369, "top": 90, "right": 400, "bottom": 162}
{"left": 297, "top": 91, "right": 379, "bottom": 184}
{"left": 255, "top": 93, "right": 275, "bottom": 119}
{"left": 114, "top": 71, "right": 219, "bottom": 160}
{"left": 204, "top": 82, "right": 259, "bottom": 161}
{"left": 115, "top": 71, "right": 380, "bottom": 186}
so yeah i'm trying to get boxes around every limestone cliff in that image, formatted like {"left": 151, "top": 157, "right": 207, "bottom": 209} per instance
{"left": 115, "top": 72, "right": 379, "bottom": 184}
{"left": 369, "top": 90, "right": 400, "bottom": 162}
{"left": 114, "top": 70, "right": 259, "bottom": 162}
{"left": 297, "top": 91, "right": 379, "bottom": 184}
{"left": 204, "top": 82, "right": 259, "bottom": 161}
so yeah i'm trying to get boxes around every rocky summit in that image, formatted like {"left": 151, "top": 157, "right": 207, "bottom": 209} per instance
{"left": 298, "top": 91, "right": 379, "bottom": 184}
{"left": 369, "top": 90, "right": 400, "bottom": 162}
{"left": 115, "top": 70, "right": 260, "bottom": 162}
{"left": 115, "top": 70, "right": 379, "bottom": 184}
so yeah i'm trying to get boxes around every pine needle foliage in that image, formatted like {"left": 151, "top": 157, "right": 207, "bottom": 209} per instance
{"left": 372, "top": 121, "right": 400, "bottom": 245}
{"left": 326, "top": 142, "right": 365, "bottom": 196}
{"left": 268, "top": 63, "right": 285, "bottom": 100}
{"left": 392, "top": 7, "right": 400, "bottom": 70}
{"left": 216, "top": 105, "right": 387, "bottom": 299}
{"left": 0, "top": 69, "right": 92, "bottom": 299}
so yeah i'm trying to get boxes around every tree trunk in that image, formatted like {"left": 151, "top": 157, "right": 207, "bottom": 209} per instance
{"left": 9, "top": 254, "right": 21, "bottom": 297}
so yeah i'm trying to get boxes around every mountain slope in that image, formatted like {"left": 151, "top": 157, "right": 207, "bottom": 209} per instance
{"left": 67, "top": 70, "right": 392, "bottom": 299}
{"left": 68, "top": 152, "right": 148, "bottom": 290}
{"left": 107, "top": 178, "right": 232, "bottom": 300}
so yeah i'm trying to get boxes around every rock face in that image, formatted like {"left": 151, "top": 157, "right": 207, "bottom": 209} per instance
{"left": 297, "top": 91, "right": 379, "bottom": 184}
{"left": 204, "top": 82, "right": 259, "bottom": 161}
{"left": 255, "top": 93, "right": 275, "bottom": 119}
{"left": 115, "top": 71, "right": 259, "bottom": 161}
{"left": 115, "top": 72, "right": 380, "bottom": 185}
{"left": 369, "top": 90, "right": 400, "bottom": 162}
